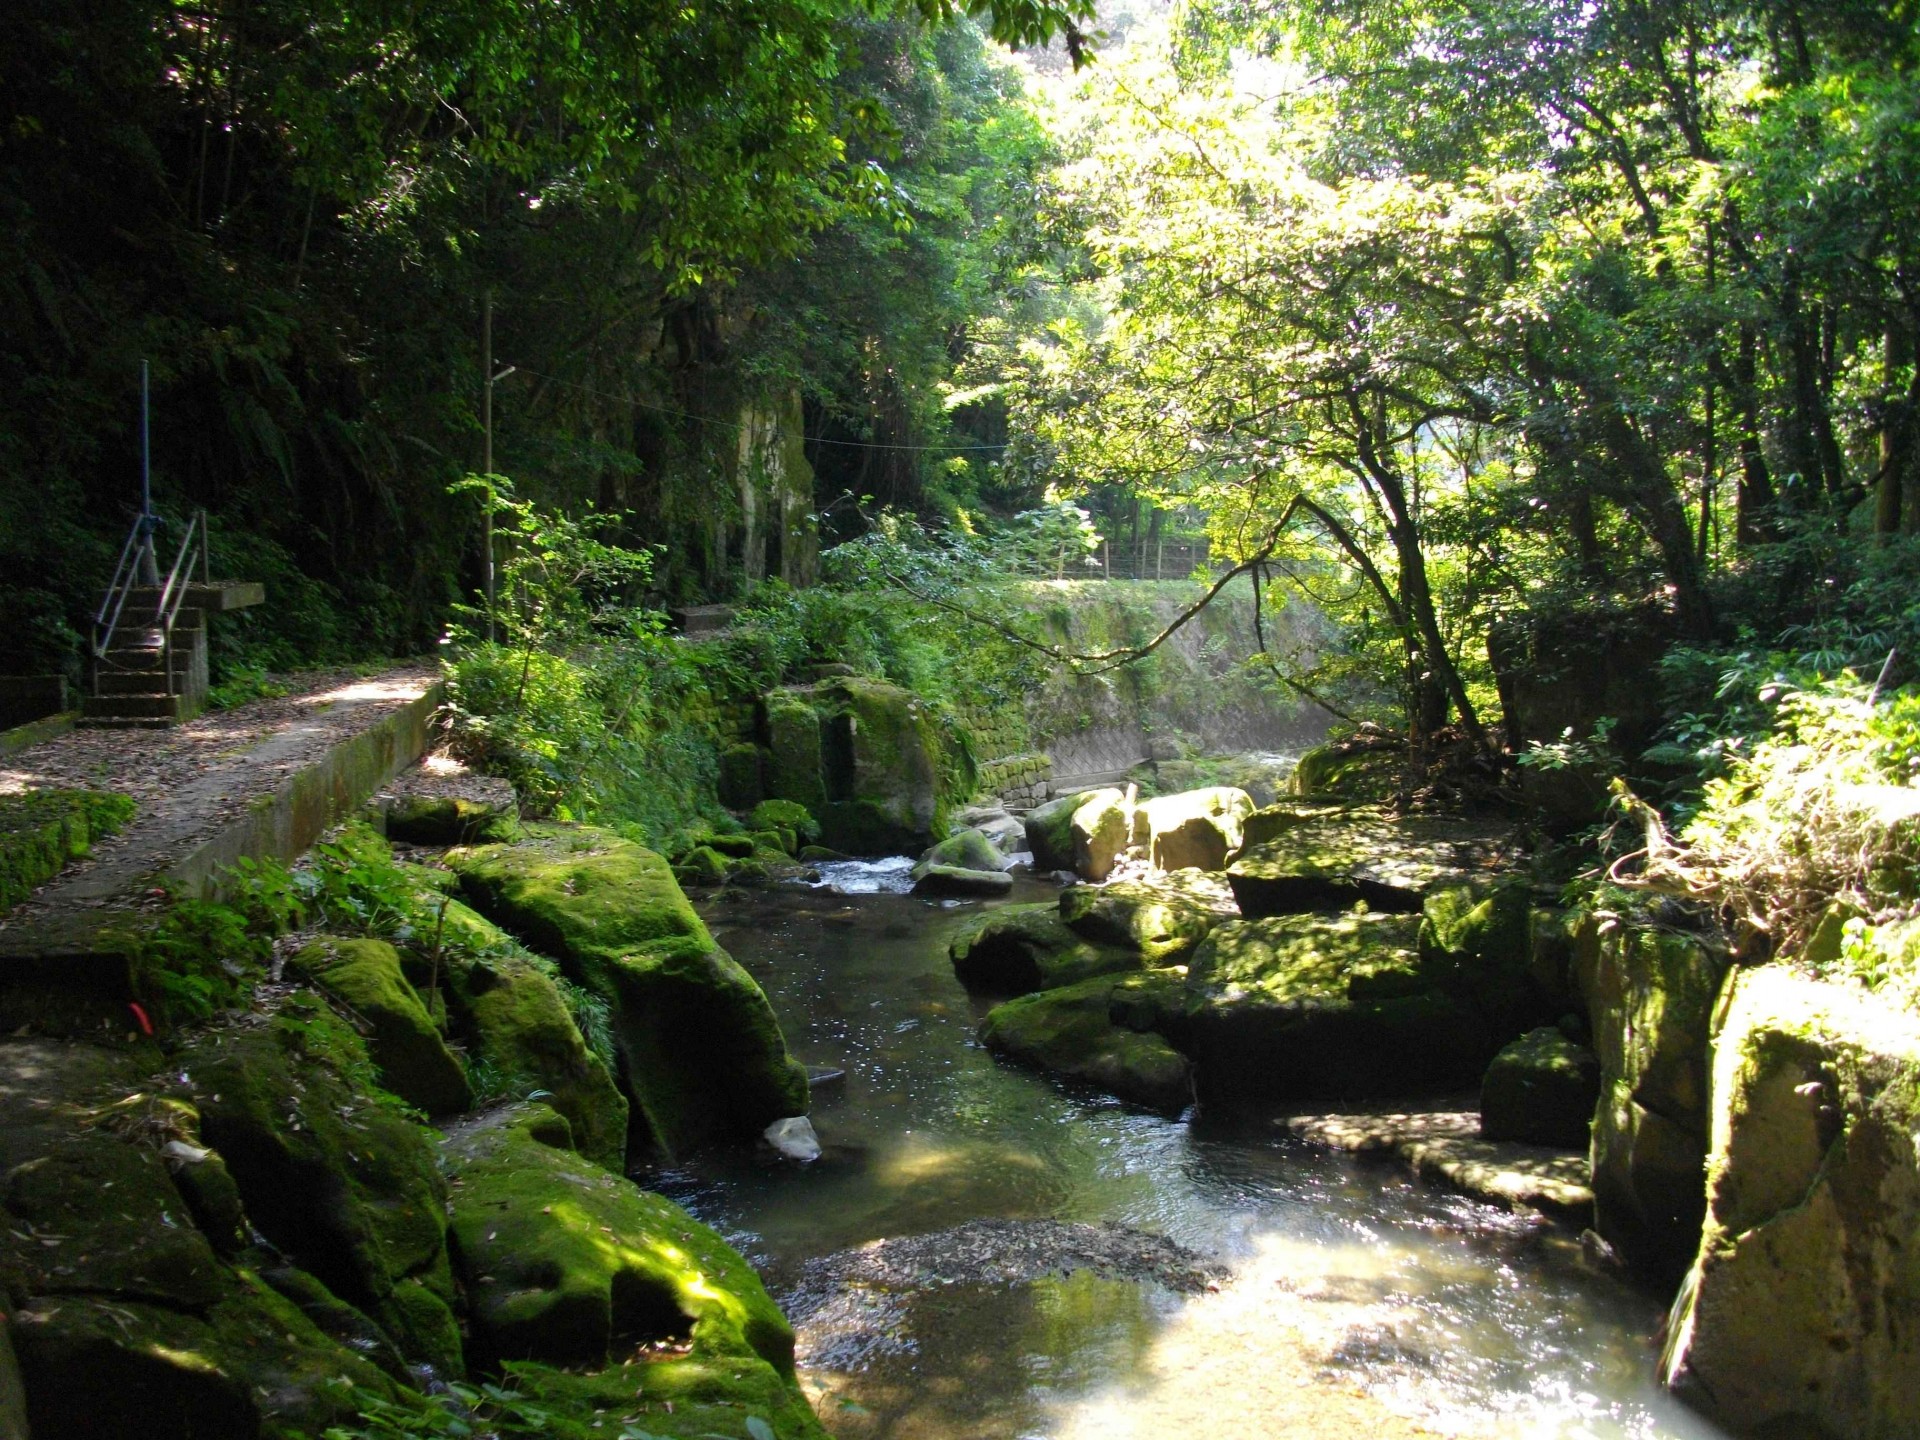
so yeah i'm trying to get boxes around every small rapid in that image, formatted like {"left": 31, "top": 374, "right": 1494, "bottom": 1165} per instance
{"left": 660, "top": 865, "right": 1729, "bottom": 1440}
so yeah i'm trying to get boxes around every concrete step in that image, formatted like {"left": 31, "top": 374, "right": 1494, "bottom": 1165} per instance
{"left": 94, "top": 670, "right": 188, "bottom": 696}
{"left": 124, "top": 581, "right": 263, "bottom": 612}
{"left": 78, "top": 693, "right": 188, "bottom": 724}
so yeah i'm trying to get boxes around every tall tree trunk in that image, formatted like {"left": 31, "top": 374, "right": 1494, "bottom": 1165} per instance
{"left": 1733, "top": 323, "right": 1777, "bottom": 545}
{"left": 1877, "top": 318, "right": 1915, "bottom": 541}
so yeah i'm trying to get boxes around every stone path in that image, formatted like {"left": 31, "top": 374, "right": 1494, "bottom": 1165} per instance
{"left": 1279, "top": 1104, "right": 1595, "bottom": 1226}
{"left": 1, "top": 663, "right": 438, "bottom": 925}
{"left": 0, "top": 663, "right": 441, "bottom": 1031}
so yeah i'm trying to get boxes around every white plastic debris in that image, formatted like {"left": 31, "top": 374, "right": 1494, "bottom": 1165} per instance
{"left": 762, "top": 1115, "right": 821, "bottom": 1163}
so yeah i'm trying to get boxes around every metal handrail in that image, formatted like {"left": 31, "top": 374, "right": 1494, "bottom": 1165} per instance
{"left": 91, "top": 512, "right": 151, "bottom": 660}
{"left": 91, "top": 510, "right": 208, "bottom": 696}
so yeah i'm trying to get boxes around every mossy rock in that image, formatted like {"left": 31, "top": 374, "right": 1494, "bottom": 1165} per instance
{"left": 762, "top": 677, "right": 964, "bottom": 854}
{"left": 1237, "top": 797, "right": 1352, "bottom": 854}
{"left": 1662, "top": 967, "right": 1920, "bottom": 1438}
{"left": 1169, "top": 912, "right": 1491, "bottom": 1104}
{"left": 703, "top": 833, "right": 760, "bottom": 860}
{"left": 384, "top": 794, "right": 520, "bottom": 847}
{"left": 672, "top": 844, "right": 732, "bottom": 887}
{"left": 762, "top": 690, "right": 827, "bottom": 815}
{"left": 1, "top": 1131, "right": 402, "bottom": 1438}
{"left": 916, "top": 828, "right": 1006, "bottom": 875}
{"left": 447, "top": 950, "right": 628, "bottom": 1170}
{"left": 176, "top": 994, "right": 453, "bottom": 1341}
{"left": 1575, "top": 914, "right": 1731, "bottom": 1278}
{"left": 911, "top": 864, "right": 1013, "bottom": 897}
{"left": 441, "top": 1103, "right": 801, "bottom": 1379}
{"left": 980, "top": 971, "right": 1193, "bottom": 1113}
{"left": 1479, "top": 1027, "right": 1600, "bottom": 1148}
{"left": 289, "top": 937, "right": 471, "bottom": 1116}
{"left": 0, "top": 788, "right": 135, "bottom": 914}
{"left": 1419, "top": 882, "right": 1560, "bottom": 1040}
{"left": 1138, "top": 786, "right": 1254, "bottom": 872}
{"left": 1227, "top": 810, "right": 1512, "bottom": 916}
{"left": 447, "top": 824, "right": 807, "bottom": 1158}
{"left": 948, "top": 903, "right": 1142, "bottom": 996}
{"left": 750, "top": 799, "right": 819, "bottom": 847}
{"left": 1058, "top": 873, "right": 1234, "bottom": 965}
{"left": 1026, "top": 790, "right": 1117, "bottom": 872}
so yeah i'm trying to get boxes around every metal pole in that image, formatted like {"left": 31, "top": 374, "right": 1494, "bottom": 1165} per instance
{"left": 137, "top": 360, "right": 160, "bottom": 585}
{"left": 482, "top": 290, "right": 496, "bottom": 642}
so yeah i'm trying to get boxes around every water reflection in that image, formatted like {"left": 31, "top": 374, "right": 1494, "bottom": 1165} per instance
{"left": 674, "top": 873, "right": 1728, "bottom": 1440}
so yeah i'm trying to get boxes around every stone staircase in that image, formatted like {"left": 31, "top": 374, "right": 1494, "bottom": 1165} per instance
{"left": 81, "top": 580, "right": 263, "bottom": 728}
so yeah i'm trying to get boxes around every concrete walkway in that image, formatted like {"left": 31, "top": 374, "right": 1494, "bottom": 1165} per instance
{"left": 0, "top": 663, "right": 442, "bottom": 1031}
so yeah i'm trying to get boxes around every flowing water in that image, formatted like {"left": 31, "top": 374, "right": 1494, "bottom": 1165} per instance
{"left": 663, "top": 867, "right": 1731, "bottom": 1440}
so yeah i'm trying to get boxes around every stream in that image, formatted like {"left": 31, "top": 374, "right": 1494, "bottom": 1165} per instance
{"left": 661, "top": 864, "right": 1732, "bottom": 1440}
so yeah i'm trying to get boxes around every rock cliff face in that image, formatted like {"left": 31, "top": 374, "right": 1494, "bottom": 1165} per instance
{"left": 1661, "top": 966, "right": 1920, "bottom": 1439}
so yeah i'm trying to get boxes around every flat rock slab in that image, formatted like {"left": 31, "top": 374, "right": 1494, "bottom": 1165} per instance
{"left": 787, "top": 1218, "right": 1226, "bottom": 1371}
{"left": 1228, "top": 810, "right": 1514, "bottom": 915}
{"left": 1279, "top": 1106, "right": 1594, "bottom": 1226}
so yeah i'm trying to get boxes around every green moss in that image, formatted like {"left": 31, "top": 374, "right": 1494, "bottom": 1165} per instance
{"left": 1, "top": 1131, "right": 401, "bottom": 1439}
{"left": 1058, "top": 874, "right": 1230, "bottom": 964}
{"left": 448, "top": 824, "right": 807, "bottom": 1158}
{"left": 0, "top": 788, "right": 135, "bottom": 914}
{"left": 1227, "top": 810, "right": 1510, "bottom": 916}
{"left": 447, "top": 950, "right": 629, "bottom": 1169}
{"left": 749, "top": 798, "right": 819, "bottom": 846}
{"left": 506, "top": 1355, "right": 829, "bottom": 1440}
{"left": 290, "top": 937, "right": 472, "bottom": 1115}
{"left": 177, "top": 994, "right": 452, "bottom": 1338}
{"left": 1169, "top": 912, "right": 1496, "bottom": 1102}
{"left": 763, "top": 691, "right": 826, "bottom": 813}
{"left": 384, "top": 794, "right": 521, "bottom": 846}
{"left": 1024, "top": 790, "right": 1110, "bottom": 872}
{"left": 442, "top": 1103, "right": 802, "bottom": 1384}
{"left": 916, "top": 828, "right": 1006, "bottom": 875}
{"left": 1480, "top": 1026, "right": 1601, "bottom": 1148}
{"left": 1419, "top": 882, "right": 1555, "bottom": 1038}
{"left": 979, "top": 971, "right": 1192, "bottom": 1113}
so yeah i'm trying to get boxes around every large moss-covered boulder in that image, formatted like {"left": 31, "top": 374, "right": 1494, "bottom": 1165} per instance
{"left": 176, "top": 994, "right": 458, "bottom": 1372}
{"left": 761, "top": 677, "right": 966, "bottom": 854}
{"left": 442, "top": 1104, "right": 800, "bottom": 1378}
{"left": 1, "top": 1128, "right": 402, "bottom": 1439}
{"left": 447, "top": 824, "right": 807, "bottom": 1158}
{"left": 949, "top": 903, "right": 1142, "bottom": 996}
{"left": 447, "top": 947, "right": 628, "bottom": 1169}
{"left": 502, "top": 1355, "right": 829, "bottom": 1440}
{"left": 1661, "top": 967, "right": 1920, "bottom": 1438}
{"left": 980, "top": 971, "right": 1193, "bottom": 1113}
{"left": 1168, "top": 913, "right": 1491, "bottom": 1103}
{"left": 1059, "top": 871, "right": 1236, "bottom": 965}
{"left": 1236, "top": 797, "right": 1350, "bottom": 854}
{"left": 1025, "top": 789, "right": 1118, "bottom": 872}
{"left": 1576, "top": 915, "right": 1731, "bottom": 1278}
{"left": 289, "top": 937, "right": 471, "bottom": 1115}
{"left": 1480, "top": 1027, "right": 1601, "bottom": 1148}
{"left": 1227, "top": 810, "right": 1512, "bottom": 917}
{"left": 1071, "top": 790, "right": 1135, "bottom": 882}
{"left": 1138, "top": 787, "right": 1254, "bottom": 872}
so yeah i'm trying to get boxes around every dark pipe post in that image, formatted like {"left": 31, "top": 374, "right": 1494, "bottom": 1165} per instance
{"left": 136, "top": 360, "right": 161, "bottom": 585}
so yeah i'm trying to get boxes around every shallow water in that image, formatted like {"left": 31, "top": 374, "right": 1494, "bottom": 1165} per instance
{"left": 666, "top": 871, "right": 1731, "bottom": 1440}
